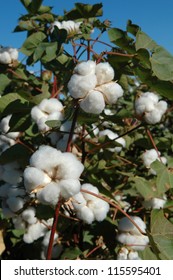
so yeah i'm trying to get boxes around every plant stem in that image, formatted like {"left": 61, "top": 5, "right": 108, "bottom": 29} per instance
{"left": 46, "top": 198, "right": 62, "bottom": 260}
{"left": 66, "top": 101, "right": 80, "bottom": 152}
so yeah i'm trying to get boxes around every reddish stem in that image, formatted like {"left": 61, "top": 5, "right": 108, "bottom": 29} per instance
{"left": 46, "top": 198, "right": 62, "bottom": 260}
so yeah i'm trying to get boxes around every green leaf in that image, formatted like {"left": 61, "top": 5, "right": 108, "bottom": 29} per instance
{"left": 133, "top": 177, "right": 155, "bottom": 199}
{"left": 126, "top": 20, "right": 140, "bottom": 36}
{"left": 45, "top": 120, "right": 61, "bottom": 128}
{"left": 64, "top": 3, "right": 103, "bottom": 20}
{"left": 150, "top": 210, "right": 173, "bottom": 259}
{"left": 14, "top": 20, "right": 39, "bottom": 32}
{"left": 0, "top": 144, "right": 32, "bottom": 165}
{"left": 150, "top": 46, "right": 173, "bottom": 81}
{"left": 30, "top": 0, "right": 43, "bottom": 13}
{"left": 108, "top": 28, "right": 135, "bottom": 53}
{"left": 9, "top": 113, "right": 32, "bottom": 132}
{"left": 60, "top": 247, "right": 82, "bottom": 260}
{"left": 135, "top": 30, "right": 157, "bottom": 51}
{"left": 0, "top": 74, "right": 11, "bottom": 94}
{"left": 0, "top": 93, "right": 27, "bottom": 114}
{"left": 20, "top": 32, "right": 47, "bottom": 56}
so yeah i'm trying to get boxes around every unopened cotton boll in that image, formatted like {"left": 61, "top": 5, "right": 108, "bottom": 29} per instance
{"left": 95, "top": 62, "right": 114, "bottom": 85}
{"left": 74, "top": 61, "right": 96, "bottom": 76}
{"left": 68, "top": 73, "right": 97, "bottom": 99}
{"left": 96, "top": 82, "right": 124, "bottom": 105}
{"left": 80, "top": 90, "right": 105, "bottom": 114}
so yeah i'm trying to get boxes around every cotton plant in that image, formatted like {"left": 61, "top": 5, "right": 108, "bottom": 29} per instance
{"left": 68, "top": 61, "right": 124, "bottom": 114}
{"left": 135, "top": 91, "right": 168, "bottom": 124}
{"left": 31, "top": 98, "right": 64, "bottom": 133}
{"left": 116, "top": 216, "right": 149, "bottom": 251}
{"left": 141, "top": 148, "right": 167, "bottom": 175}
{"left": 23, "top": 145, "right": 84, "bottom": 205}
{"left": 71, "top": 183, "right": 110, "bottom": 224}
{"left": 0, "top": 46, "right": 18, "bottom": 64}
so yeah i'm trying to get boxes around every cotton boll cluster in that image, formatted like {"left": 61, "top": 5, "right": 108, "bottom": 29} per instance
{"left": 31, "top": 98, "right": 64, "bottom": 133}
{"left": 71, "top": 183, "right": 110, "bottom": 224}
{"left": 117, "top": 247, "right": 141, "bottom": 260}
{"left": 143, "top": 195, "right": 167, "bottom": 209}
{"left": 0, "top": 46, "right": 18, "bottom": 64}
{"left": 135, "top": 92, "right": 167, "bottom": 124}
{"left": 68, "top": 61, "right": 124, "bottom": 114}
{"left": 0, "top": 115, "right": 20, "bottom": 153}
{"left": 51, "top": 20, "right": 82, "bottom": 35}
{"left": 99, "top": 129, "right": 126, "bottom": 153}
{"left": 142, "top": 149, "right": 167, "bottom": 175}
{"left": 116, "top": 216, "right": 149, "bottom": 251}
{"left": 23, "top": 145, "right": 84, "bottom": 205}
{"left": 0, "top": 183, "right": 26, "bottom": 218}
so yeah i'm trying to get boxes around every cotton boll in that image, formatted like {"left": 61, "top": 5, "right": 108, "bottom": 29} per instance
{"left": 117, "top": 247, "right": 128, "bottom": 260}
{"left": 8, "top": 185, "right": 25, "bottom": 197}
{"left": 23, "top": 166, "right": 51, "bottom": 192}
{"left": 80, "top": 90, "right": 105, "bottom": 114}
{"left": 116, "top": 232, "right": 149, "bottom": 251}
{"left": 29, "top": 145, "right": 62, "bottom": 172}
{"left": 77, "top": 205, "right": 95, "bottom": 224}
{"left": 99, "top": 129, "right": 125, "bottom": 152}
{"left": 128, "top": 251, "right": 141, "bottom": 260}
{"left": 59, "top": 179, "right": 81, "bottom": 199}
{"left": 68, "top": 73, "right": 97, "bottom": 99}
{"left": 81, "top": 183, "right": 99, "bottom": 200}
{"left": 89, "top": 199, "right": 110, "bottom": 221}
{"left": 135, "top": 92, "right": 159, "bottom": 115}
{"left": 31, "top": 106, "right": 47, "bottom": 122}
{"left": 118, "top": 216, "right": 146, "bottom": 235}
{"left": 0, "top": 183, "right": 11, "bottom": 197}
{"left": 23, "top": 222, "right": 47, "bottom": 244}
{"left": 0, "top": 164, "right": 22, "bottom": 185}
{"left": 143, "top": 196, "right": 167, "bottom": 209}
{"left": 72, "top": 192, "right": 87, "bottom": 210}
{"left": 74, "top": 61, "right": 96, "bottom": 76}
{"left": 142, "top": 149, "right": 159, "bottom": 168}
{"left": 51, "top": 21, "right": 62, "bottom": 32}
{"left": 0, "top": 115, "right": 11, "bottom": 133}
{"left": 37, "top": 182, "right": 60, "bottom": 205}
{"left": 144, "top": 109, "right": 162, "bottom": 124}
{"left": 6, "top": 197, "right": 24, "bottom": 213}
{"left": 96, "top": 82, "right": 123, "bottom": 105}
{"left": 156, "top": 100, "right": 167, "bottom": 114}
{"left": 12, "top": 216, "right": 26, "bottom": 230}
{"left": 22, "top": 207, "right": 37, "bottom": 224}
{"left": 38, "top": 98, "right": 63, "bottom": 114}
{"left": 0, "top": 51, "right": 11, "bottom": 64}
{"left": 95, "top": 62, "right": 114, "bottom": 85}
{"left": 56, "top": 152, "right": 84, "bottom": 180}
{"left": 42, "top": 231, "right": 58, "bottom": 247}
{"left": 7, "top": 47, "right": 18, "bottom": 61}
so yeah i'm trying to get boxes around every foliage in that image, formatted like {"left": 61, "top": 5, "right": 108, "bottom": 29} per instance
{"left": 0, "top": 0, "right": 173, "bottom": 260}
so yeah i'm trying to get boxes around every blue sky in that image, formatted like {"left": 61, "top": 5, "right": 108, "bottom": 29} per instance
{"left": 1, "top": 0, "right": 173, "bottom": 55}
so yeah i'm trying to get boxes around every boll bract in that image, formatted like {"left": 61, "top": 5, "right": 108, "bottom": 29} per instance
{"left": 72, "top": 183, "right": 110, "bottom": 224}
{"left": 135, "top": 91, "right": 167, "bottom": 124}
{"left": 23, "top": 145, "right": 84, "bottom": 205}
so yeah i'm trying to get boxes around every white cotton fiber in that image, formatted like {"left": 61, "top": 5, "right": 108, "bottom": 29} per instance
{"left": 23, "top": 166, "right": 51, "bottom": 192}
{"left": 142, "top": 149, "right": 159, "bottom": 168}
{"left": 89, "top": 199, "right": 110, "bottom": 221}
{"left": 96, "top": 82, "right": 123, "bottom": 104}
{"left": 38, "top": 98, "right": 63, "bottom": 113}
{"left": 0, "top": 51, "right": 11, "bottom": 64}
{"left": 59, "top": 179, "right": 81, "bottom": 199}
{"left": 99, "top": 129, "right": 125, "bottom": 152}
{"left": 23, "top": 222, "right": 47, "bottom": 244}
{"left": 37, "top": 182, "right": 60, "bottom": 205}
{"left": 74, "top": 61, "right": 96, "bottom": 76}
{"left": 6, "top": 197, "right": 24, "bottom": 213}
{"left": 68, "top": 73, "right": 97, "bottom": 99}
{"left": 77, "top": 205, "right": 95, "bottom": 224}
{"left": 128, "top": 251, "right": 141, "bottom": 260}
{"left": 42, "top": 231, "right": 58, "bottom": 247}
{"left": 118, "top": 216, "right": 146, "bottom": 235}
{"left": 8, "top": 185, "right": 25, "bottom": 197}
{"left": 95, "top": 62, "right": 114, "bottom": 85}
{"left": 80, "top": 90, "right": 105, "bottom": 114}
{"left": 22, "top": 207, "right": 37, "bottom": 224}
{"left": 7, "top": 47, "right": 18, "bottom": 61}
{"left": 116, "top": 232, "right": 149, "bottom": 251}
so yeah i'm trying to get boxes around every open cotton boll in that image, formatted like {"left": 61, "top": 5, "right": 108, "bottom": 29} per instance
{"left": 144, "top": 109, "right": 163, "bottom": 124}
{"left": 6, "top": 47, "right": 18, "bottom": 61}
{"left": 37, "top": 182, "right": 60, "bottom": 205}
{"left": 6, "top": 197, "right": 24, "bottom": 213}
{"left": 23, "top": 222, "right": 47, "bottom": 244}
{"left": 74, "top": 61, "right": 96, "bottom": 76}
{"left": 128, "top": 251, "right": 141, "bottom": 260}
{"left": 0, "top": 115, "right": 11, "bottom": 133}
{"left": 0, "top": 163, "right": 22, "bottom": 185}
{"left": 80, "top": 90, "right": 105, "bottom": 114}
{"left": 99, "top": 129, "right": 126, "bottom": 152}
{"left": 24, "top": 166, "right": 51, "bottom": 192}
{"left": 22, "top": 207, "right": 37, "bottom": 224}
{"left": 42, "top": 231, "right": 58, "bottom": 247}
{"left": 0, "top": 51, "right": 11, "bottom": 64}
{"left": 143, "top": 196, "right": 167, "bottom": 209}
{"left": 156, "top": 100, "right": 168, "bottom": 114}
{"left": 116, "top": 232, "right": 149, "bottom": 251}
{"left": 117, "top": 247, "right": 128, "bottom": 260}
{"left": 77, "top": 205, "right": 95, "bottom": 224}
{"left": 81, "top": 183, "right": 99, "bottom": 200}
{"left": 118, "top": 216, "right": 147, "bottom": 235}
{"left": 142, "top": 149, "right": 159, "bottom": 168}
{"left": 38, "top": 98, "right": 63, "bottom": 114}
{"left": 0, "top": 183, "right": 11, "bottom": 198}
{"left": 68, "top": 73, "right": 97, "bottom": 99}
{"left": 95, "top": 62, "right": 114, "bottom": 85}
{"left": 88, "top": 199, "right": 110, "bottom": 221}
{"left": 59, "top": 179, "right": 81, "bottom": 199}
{"left": 8, "top": 185, "right": 25, "bottom": 197}
{"left": 51, "top": 20, "right": 62, "bottom": 32}
{"left": 72, "top": 192, "right": 87, "bottom": 210}
{"left": 96, "top": 82, "right": 124, "bottom": 105}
